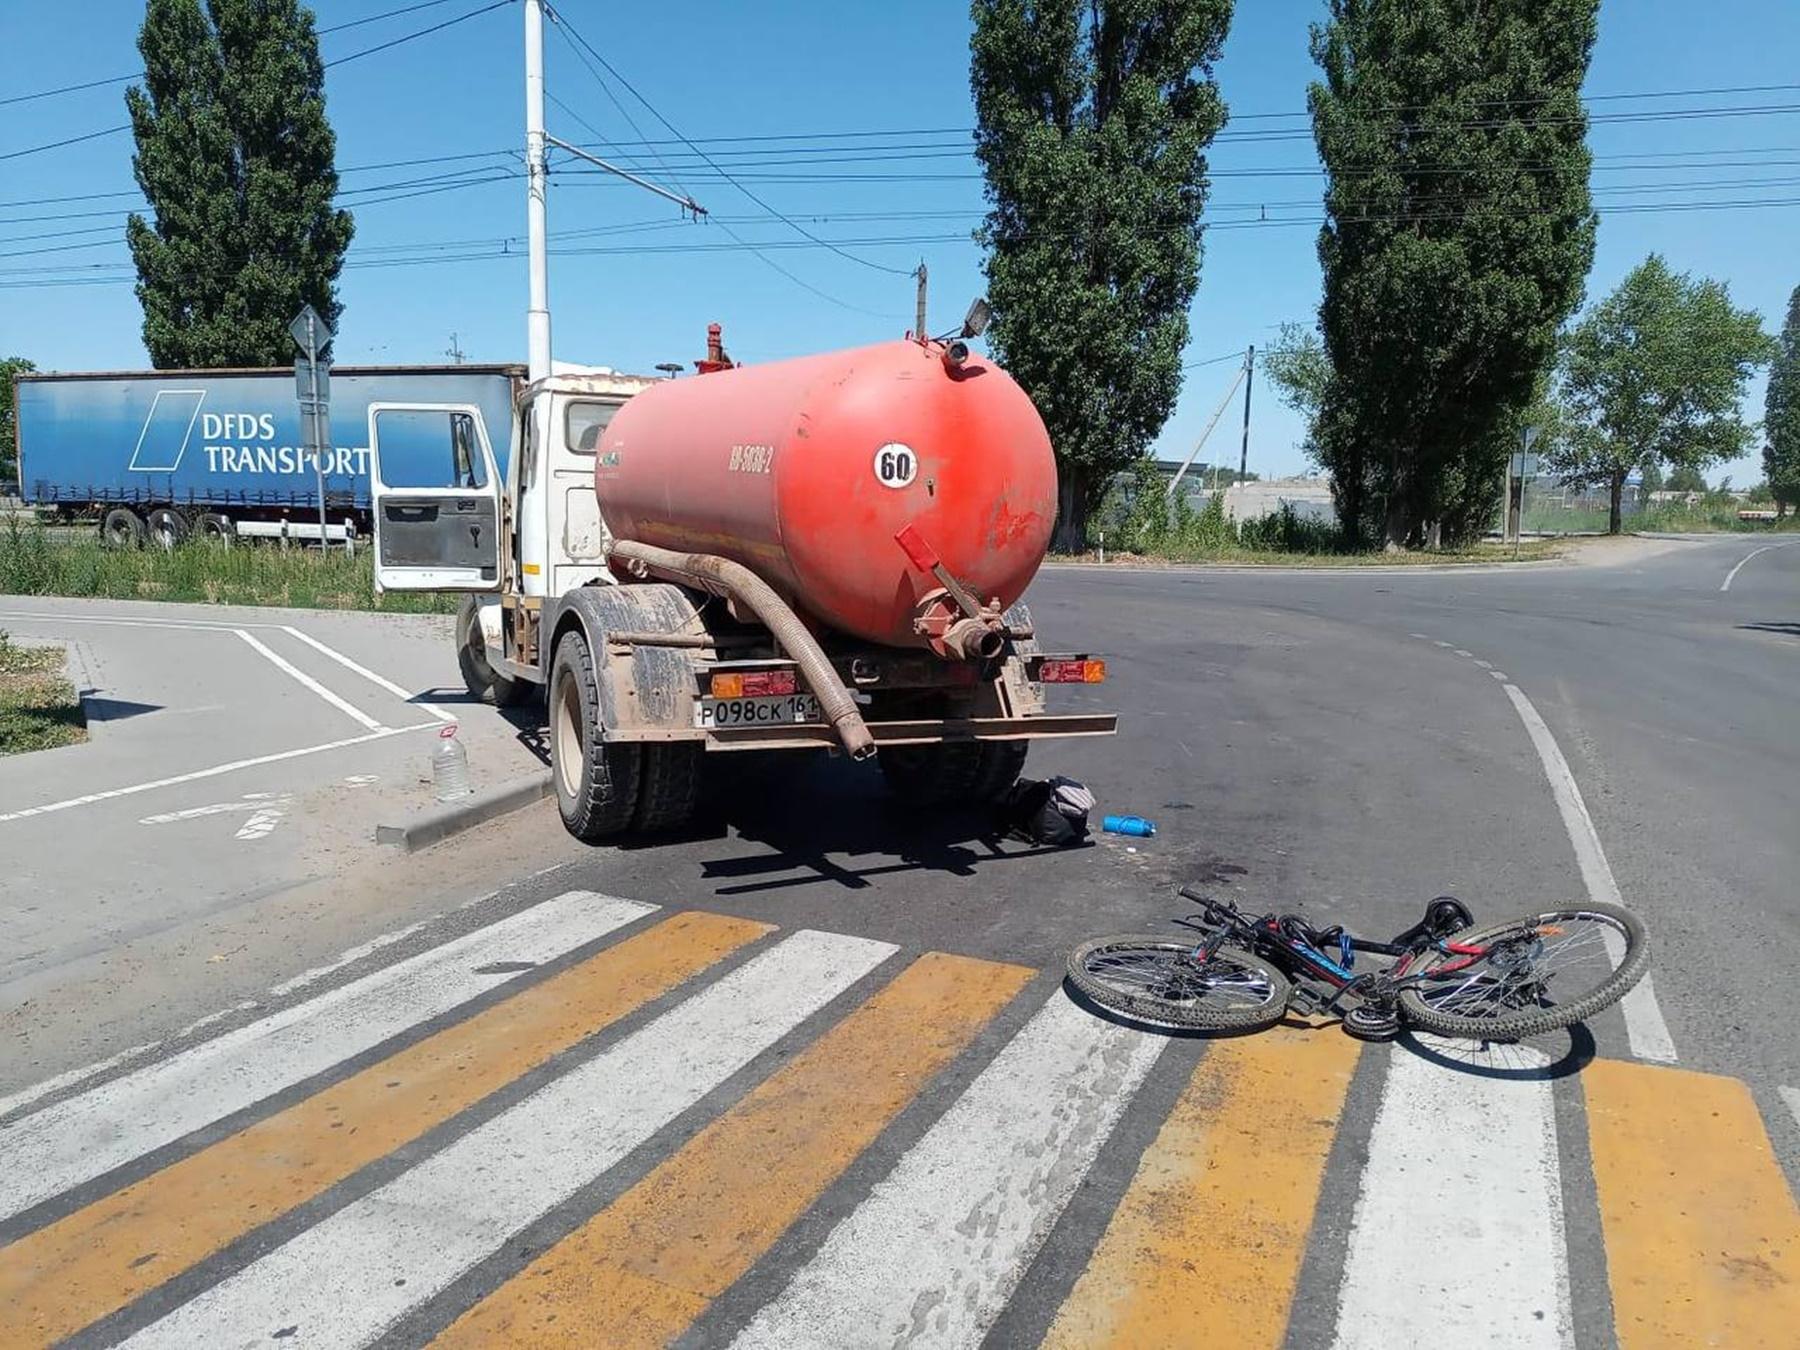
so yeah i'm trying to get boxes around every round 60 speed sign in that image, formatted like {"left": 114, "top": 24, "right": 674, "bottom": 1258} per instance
{"left": 873, "top": 442, "right": 918, "bottom": 489}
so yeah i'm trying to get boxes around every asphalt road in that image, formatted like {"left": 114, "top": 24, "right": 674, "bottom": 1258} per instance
{"left": 2, "top": 533, "right": 1796, "bottom": 1348}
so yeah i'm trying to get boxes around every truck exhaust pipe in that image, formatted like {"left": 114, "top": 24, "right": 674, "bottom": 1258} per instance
{"left": 608, "top": 539, "right": 877, "bottom": 761}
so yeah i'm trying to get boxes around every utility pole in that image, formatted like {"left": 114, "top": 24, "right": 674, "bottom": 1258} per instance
{"left": 1237, "top": 343, "right": 1255, "bottom": 486}
{"left": 445, "top": 332, "right": 465, "bottom": 364}
{"left": 524, "top": 0, "right": 551, "bottom": 383}
{"left": 914, "top": 263, "right": 927, "bottom": 340}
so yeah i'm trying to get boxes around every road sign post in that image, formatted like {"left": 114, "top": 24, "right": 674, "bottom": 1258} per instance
{"left": 290, "top": 305, "right": 336, "bottom": 550}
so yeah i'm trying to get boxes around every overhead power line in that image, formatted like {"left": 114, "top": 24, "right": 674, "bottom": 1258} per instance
{"left": 0, "top": 0, "right": 497, "bottom": 107}
{"left": 543, "top": 8, "right": 903, "bottom": 317}
{"left": 0, "top": 0, "right": 517, "bottom": 160}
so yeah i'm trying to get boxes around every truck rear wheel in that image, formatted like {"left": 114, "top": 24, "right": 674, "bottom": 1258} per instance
{"left": 456, "top": 596, "right": 532, "bottom": 708}
{"left": 101, "top": 507, "right": 146, "bottom": 550}
{"left": 634, "top": 743, "right": 703, "bottom": 833}
{"left": 550, "top": 628, "right": 641, "bottom": 840}
{"left": 879, "top": 740, "right": 1026, "bottom": 808}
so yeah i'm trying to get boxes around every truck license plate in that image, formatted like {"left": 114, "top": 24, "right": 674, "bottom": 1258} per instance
{"left": 696, "top": 693, "right": 822, "bottom": 728}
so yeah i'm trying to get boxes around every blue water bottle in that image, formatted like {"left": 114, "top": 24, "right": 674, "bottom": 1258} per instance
{"left": 1103, "top": 814, "right": 1156, "bottom": 837}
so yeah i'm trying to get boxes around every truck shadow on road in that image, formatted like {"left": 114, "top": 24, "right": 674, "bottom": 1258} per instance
{"left": 626, "top": 755, "right": 1088, "bottom": 896}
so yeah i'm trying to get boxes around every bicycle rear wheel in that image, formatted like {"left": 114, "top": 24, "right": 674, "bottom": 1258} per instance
{"left": 1066, "top": 936, "right": 1291, "bottom": 1032}
{"left": 1397, "top": 902, "right": 1649, "bottom": 1040}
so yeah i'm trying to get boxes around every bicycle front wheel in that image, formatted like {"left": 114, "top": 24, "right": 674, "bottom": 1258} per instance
{"left": 1066, "top": 936, "right": 1291, "bottom": 1032}
{"left": 1397, "top": 902, "right": 1649, "bottom": 1040}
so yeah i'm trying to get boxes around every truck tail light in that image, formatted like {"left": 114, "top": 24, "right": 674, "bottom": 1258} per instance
{"left": 1040, "top": 659, "right": 1107, "bottom": 684}
{"left": 711, "top": 670, "right": 797, "bottom": 698}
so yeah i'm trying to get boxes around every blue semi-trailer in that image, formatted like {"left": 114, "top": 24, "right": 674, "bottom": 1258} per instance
{"left": 12, "top": 364, "right": 524, "bottom": 546}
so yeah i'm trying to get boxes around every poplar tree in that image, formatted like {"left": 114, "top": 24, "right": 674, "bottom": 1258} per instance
{"left": 1309, "top": 0, "right": 1599, "bottom": 548}
{"left": 1764, "top": 285, "right": 1800, "bottom": 517}
{"left": 971, "top": 0, "right": 1234, "bottom": 550}
{"left": 126, "top": 0, "right": 353, "bottom": 368}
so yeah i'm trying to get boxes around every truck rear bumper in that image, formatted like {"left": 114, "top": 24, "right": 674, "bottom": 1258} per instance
{"left": 601, "top": 713, "right": 1117, "bottom": 752}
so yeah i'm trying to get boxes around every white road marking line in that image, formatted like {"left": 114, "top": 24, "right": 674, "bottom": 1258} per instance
{"left": 0, "top": 611, "right": 454, "bottom": 720}
{"left": 1781, "top": 1085, "right": 1800, "bottom": 1134}
{"left": 234, "top": 806, "right": 285, "bottom": 839}
{"left": 1409, "top": 633, "right": 1431, "bottom": 640}
{"left": 1433, "top": 639, "right": 1455, "bottom": 648}
{"left": 140, "top": 800, "right": 265, "bottom": 825}
{"left": 1332, "top": 1047, "right": 1572, "bottom": 1350}
{"left": 1472, "top": 658, "right": 1493, "bottom": 669}
{"left": 1490, "top": 669, "right": 1509, "bottom": 680}
{"left": 125, "top": 929, "right": 897, "bottom": 1350}
{"left": 1503, "top": 684, "right": 1678, "bottom": 1063}
{"left": 1453, "top": 648, "right": 1474, "bottom": 658}
{"left": 235, "top": 629, "right": 384, "bottom": 731}
{"left": 0, "top": 1041, "right": 162, "bottom": 1123}
{"left": 0, "top": 891, "right": 653, "bottom": 1222}
{"left": 1719, "top": 542, "right": 1791, "bottom": 592}
{"left": 282, "top": 624, "right": 456, "bottom": 722}
{"left": 731, "top": 990, "right": 1167, "bottom": 1350}
{"left": 0, "top": 611, "right": 245, "bottom": 632}
{"left": 0, "top": 722, "right": 437, "bottom": 825}
{"left": 266, "top": 920, "right": 432, "bottom": 998}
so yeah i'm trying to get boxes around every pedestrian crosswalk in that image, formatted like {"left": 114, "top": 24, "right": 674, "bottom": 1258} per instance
{"left": 2, "top": 891, "right": 1797, "bottom": 1349}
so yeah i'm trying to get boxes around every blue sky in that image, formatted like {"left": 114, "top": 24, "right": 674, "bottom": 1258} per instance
{"left": 3, "top": 0, "right": 1797, "bottom": 484}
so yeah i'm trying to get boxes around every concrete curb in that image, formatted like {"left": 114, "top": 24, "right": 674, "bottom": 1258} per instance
{"left": 374, "top": 770, "right": 553, "bottom": 853}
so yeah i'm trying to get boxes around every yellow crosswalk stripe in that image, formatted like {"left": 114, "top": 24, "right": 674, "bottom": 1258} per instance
{"left": 0, "top": 910, "right": 768, "bottom": 1347}
{"left": 1584, "top": 1058, "right": 1800, "bottom": 1349}
{"left": 430, "top": 951, "right": 1034, "bottom": 1349}
{"left": 1042, "top": 1023, "right": 1360, "bottom": 1349}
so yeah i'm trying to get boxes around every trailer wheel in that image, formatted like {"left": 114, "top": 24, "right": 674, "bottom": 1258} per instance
{"left": 195, "top": 512, "right": 235, "bottom": 545}
{"left": 146, "top": 507, "right": 190, "bottom": 550}
{"left": 100, "top": 507, "right": 146, "bottom": 550}
{"left": 550, "top": 628, "right": 641, "bottom": 840}
{"left": 455, "top": 596, "right": 533, "bottom": 708}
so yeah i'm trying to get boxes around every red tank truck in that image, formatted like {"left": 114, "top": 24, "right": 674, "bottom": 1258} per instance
{"left": 364, "top": 320, "right": 1114, "bottom": 840}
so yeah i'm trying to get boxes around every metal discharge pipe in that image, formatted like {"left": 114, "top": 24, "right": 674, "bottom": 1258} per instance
{"left": 608, "top": 539, "right": 877, "bottom": 760}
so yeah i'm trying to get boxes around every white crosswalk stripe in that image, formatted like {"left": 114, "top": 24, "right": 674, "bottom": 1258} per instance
{"left": 1332, "top": 1045, "right": 1572, "bottom": 1349}
{"left": 731, "top": 990, "right": 1167, "bottom": 1350}
{"left": 123, "top": 929, "right": 898, "bottom": 1349}
{"left": 0, "top": 891, "right": 653, "bottom": 1223}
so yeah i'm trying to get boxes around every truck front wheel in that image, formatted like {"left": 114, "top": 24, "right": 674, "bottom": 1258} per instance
{"left": 455, "top": 596, "right": 532, "bottom": 708}
{"left": 550, "top": 629, "right": 641, "bottom": 841}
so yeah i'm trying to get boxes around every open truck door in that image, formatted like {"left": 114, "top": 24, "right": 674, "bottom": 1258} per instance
{"left": 367, "top": 403, "right": 503, "bottom": 591}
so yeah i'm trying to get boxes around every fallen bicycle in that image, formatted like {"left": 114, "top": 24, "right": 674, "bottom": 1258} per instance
{"left": 1067, "top": 888, "right": 1649, "bottom": 1041}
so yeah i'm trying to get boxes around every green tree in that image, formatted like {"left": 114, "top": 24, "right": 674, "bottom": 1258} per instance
{"left": 1765, "top": 284, "right": 1800, "bottom": 517}
{"left": 126, "top": 0, "right": 353, "bottom": 368}
{"left": 1, "top": 357, "right": 36, "bottom": 487}
{"left": 1548, "top": 256, "right": 1775, "bottom": 534}
{"left": 1308, "top": 0, "right": 1599, "bottom": 549}
{"left": 971, "top": 0, "right": 1233, "bottom": 551}
{"left": 1665, "top": 463, "right": 1708, "bottom": 495}
{"left": 1261, "top": 322, "right": 1331, "bottom": 464}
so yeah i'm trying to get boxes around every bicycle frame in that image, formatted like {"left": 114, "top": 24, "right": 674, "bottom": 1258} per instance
{"left": 1177, "top": 890, "right": 1489, "bottom": 1016}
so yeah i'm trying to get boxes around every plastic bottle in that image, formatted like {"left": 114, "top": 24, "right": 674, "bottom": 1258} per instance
{"left": 432, "top": 724, "right": 472, "bottom": 801}
{"left": 1102, "top": 814, "right": 1156, "bottom": 837}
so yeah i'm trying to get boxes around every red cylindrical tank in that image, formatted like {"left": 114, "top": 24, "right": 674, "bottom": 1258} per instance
{"left": 595, "top": 339, "right": 1057, "bottom": 649}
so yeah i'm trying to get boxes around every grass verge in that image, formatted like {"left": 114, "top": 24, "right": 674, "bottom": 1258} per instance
{"left": 0, "top": 631, "right": 87, "bottom": 756}
{"left": 0, "top": 520, "right": 456, "bottom": 614}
